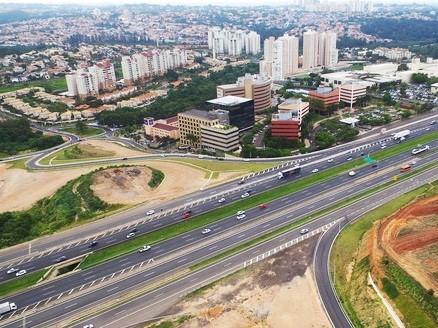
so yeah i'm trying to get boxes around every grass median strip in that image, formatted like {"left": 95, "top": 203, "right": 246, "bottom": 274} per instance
{"left": 78, "top": 131, "right": 438, "bottom": 270}
{"left": 0, "top": 269, "right": 47, "bottom": 298}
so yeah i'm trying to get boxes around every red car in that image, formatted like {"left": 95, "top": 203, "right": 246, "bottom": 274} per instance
{"left": 259, "top": 204, "right": 267, "bottom": 210}
{"left": 182, "top": 210, "right": 192, "bottom": 219}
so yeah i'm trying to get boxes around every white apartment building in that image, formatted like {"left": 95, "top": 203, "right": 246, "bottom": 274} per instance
{"left": 260, "top": 35, "right": 299, "bottom": 80}
{"left": 66, "top": 60, "right": 116, "bottom": 98}
{"left": 303, "top": 31, "right": 319, "bottom": 69}
{"left": 303, "top": 30, "right": 338, "bottom": 69}
{"left": 121, "top": 49, "right": 187, "bottom": 84}
{"left": 208, "top": 27, "right": 260, "bottom": 58}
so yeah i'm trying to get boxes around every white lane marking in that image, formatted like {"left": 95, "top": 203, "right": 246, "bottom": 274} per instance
{"left": 64, "top": 302, "right": 77, "bottom": 309}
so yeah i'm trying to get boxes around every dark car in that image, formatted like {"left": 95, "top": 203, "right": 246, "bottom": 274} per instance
{"left": 237, "top": 180, "right": 245, "bottom": 185}
{"left": 122, "top": 157, "right": 128, "bottom": 160}
{"left": 129, "top": 228, "right": 138, "bottom": 233}
{"left": 88, "top": 241, "right": 98, "bottom": 248}
{"left": 372, "top": 164, "right": 378, "bottom": 168}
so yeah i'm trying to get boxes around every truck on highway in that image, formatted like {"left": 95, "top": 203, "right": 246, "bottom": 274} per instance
{"left": 393, "top": 129, "right": 410, "bottom": 142}
{"left": 0, "top": 302, "right": 17, "bottom": 315}
{"left": 411, "top": 144, "right": 430, "bottom": 155}
{"left": 277, "top": 165, "right": 301, "bottom": 179}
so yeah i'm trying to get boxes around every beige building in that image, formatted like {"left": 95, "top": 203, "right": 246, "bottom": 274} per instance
{"left": 339, "top": 83, "right": 368, "bottom": 110}
{"left": 277, "top": 98, "right": 309, "bottom": 124}
{"left": 216, "top": 74, "right": 272, "bottom": 113}
{"left": 144, "top": 116, "right": 180, "bottom": 140}
{"left": 201, "top": 124, "right": 239, "bottom": 152}
{"left": 178, "top": 110, "right": 219, "bottom": 148}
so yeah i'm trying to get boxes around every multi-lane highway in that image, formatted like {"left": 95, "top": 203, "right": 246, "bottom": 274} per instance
{"left": 1, "top": 142, "right": 437, "bottom": 327}
{"left": 0, "top": 113, "right": 436, "bottom": 327}
{"left": 1, "top": 115, "right": 436, "bottom": 272}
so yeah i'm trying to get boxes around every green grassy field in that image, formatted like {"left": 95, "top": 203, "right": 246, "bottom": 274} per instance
{"left": 61, "top": 126, "right": 105, "bottom": 137}
{"left": 0, "top": 78, "right": 67, "bottom": 94}
{"left": 331, "top": 180, "right": 438, "bottom": 328}
{"left": 39, "top": 144, "right": 115, "bottom": 165}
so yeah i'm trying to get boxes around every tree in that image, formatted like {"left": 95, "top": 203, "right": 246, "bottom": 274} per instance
{"left": 399, "top": 83, "right": 407, "bottom": 97}
{"left": 411, "top": 73, "right": 429, "bottom": 84}
{"left": 383, "top": 92, "right": 395, "bottom": 106}
{"left": 75, "top": 121, "right": 86, "bottom": 132}
{"left": 165, "top": 70, "right": 179, "bottom": 82}
{"left": 185, "top": 133, "right": 199, "bottom": 147}
{"left": 315, "top": 131, "right": 336, "bottom": 149}
{"left": 400, "top": 110, "right": 412, "bottom": 119}
{"left": 397, "top": 63, "right": 409, "bottom": 71}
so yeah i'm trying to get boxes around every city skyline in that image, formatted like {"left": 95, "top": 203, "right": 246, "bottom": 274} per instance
{"left": 1, "top": 0, "right": 437, "bottom": 5}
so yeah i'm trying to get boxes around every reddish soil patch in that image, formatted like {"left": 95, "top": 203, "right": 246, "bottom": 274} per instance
{"left": 373, "top": 195, "right": 438, "bottom": 292}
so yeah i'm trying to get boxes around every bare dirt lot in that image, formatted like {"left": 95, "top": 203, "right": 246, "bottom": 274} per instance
{"left": 0, "top": 163, "right": 90, "bottom": 212}
{"left": 144, "top": 236, "right": 330, "bottom": 328}
{"left": 377, "top": 195, "right": 438, "bottom": 292}
{"left": 77, "top": 139, "right": 146, "bottom": 158}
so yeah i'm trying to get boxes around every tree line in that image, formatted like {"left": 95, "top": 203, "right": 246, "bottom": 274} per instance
{"left": 0, "top": 118, "right": 64, "bottom": 155}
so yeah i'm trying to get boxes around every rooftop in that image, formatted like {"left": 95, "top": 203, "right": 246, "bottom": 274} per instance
{"left": 340, "top": 117, "right": 359, "bottom": 125}
{"left": 179, "top": 109, "right": 217, "bottom": 120}
{"left": 207, "top": 95, "right": 252, "bottom": 106}
{"left": 153, "top": 123, "right": 178, "bottom": 131}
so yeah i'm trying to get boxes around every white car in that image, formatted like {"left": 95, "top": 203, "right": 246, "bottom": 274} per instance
{"left": 236, "top": 214, "right": 246, "bottom": 220}
{"left": 327, "top": 158, "right": 334, "bottom": 163}
{"left": 218, "top": 197, "right": 226, "bottom": 203}
{"left": 243, "top": 159, "right": 250, "bottom": 162}
{"left": 138, "top": 245, "right": 151, "bottom": 253}
{"left": 241, "top": 192, "right": 250, "bottom": 198}
{"left": 201, "top": 228, "right": 211, "bottom": 235}
{"left": 198, "top": 155, "right": 204, "bottom": 159}
{"left": 83, "top": 325, "right": 94, "bottom": 328}
{"left": 311, "top": 168, "right": 319, "bottom": 173}
{"left": 346, "top": 157, "right": 353, "bottom": 161}
{"left": 236, "top": 210, "right": 246, "bottom": 215}
{"left": 300, "top": 228, "right": 309, "bottom": 235}
{"left": 160, "top": 154, "right": 166, "bottom": 157}
{"left": 6, "top": 268, "right": 18, "bottom": 274}
{"left": 126, "top": 232, "right": 135, "bottom": 239}
{"left": 15, "top": 269, "right": 27, "bottom": 277}
{"left": 349, "top": 171, "right": 356, "bottom": 176}
{"left": 381, "top": 144, "right": 386, "bottom": 149}
{"left": 146, "top": 210, "right": 155, "bottom": 216}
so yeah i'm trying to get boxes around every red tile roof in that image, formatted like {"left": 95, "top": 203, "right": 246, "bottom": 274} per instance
{"left": 153, "top": 123, "right": 178, "bottom": 131}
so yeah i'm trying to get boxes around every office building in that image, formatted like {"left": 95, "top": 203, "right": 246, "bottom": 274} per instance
{"left": 206, "top": 96, "right": 255, "bottom": 131}
{"left": 208, "top": 27, "right": 261, "bottom": 58}
{"left": 144, "top": 116, "right": 179, "bottom": 140}
{"left": 309, "top": 87, "right": 340, "bottom": 107}
{"left": 271, "top": 99, "right": 309, "bottom": 140}
{"left": 178, "top": 109, "right": 219, "bottom": 148}
{"left": 201, "top": 124, "right": 240, "bottom": 152}
{"left": 339, "top": 83, "right": 368, "bottom": 110}
{"left": 216, "top": 74, "right": 272, "bottom": 113}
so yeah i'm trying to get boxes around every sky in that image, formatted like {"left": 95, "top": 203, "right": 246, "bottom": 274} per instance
{"left": 1, "top": 0, "right": 437, "bottom": 5}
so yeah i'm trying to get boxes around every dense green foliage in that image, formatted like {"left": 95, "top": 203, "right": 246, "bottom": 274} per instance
{"left": 384, "top": 260, "right": 438, "bottom": 324}
{"left": 411, "top": 73, "right": 438, "bottom": 85}
{"left": 97, "top": 63, "right": 259, "bottom": 127}
{"left": 148, "top": 167, "right": 165, "bottom": 188}
{"left": 361, "top": 19, "right": 438, "bottom": 42}
{"left": 0, "top": 77, "right": 67, "bottom": 94}
{"left": 382, "top": 277, "right": 399, "bottom": 299}
{"left": 0, "top": 170, "right": 112, "bottom": 248}
{"left": 410, "top": 43, "right": 438, "bottom": 59}
{"left": 315, "top": 119, "right": 359, "bottom": 149}
{"left": 0, "top": 118, "right": 63, "bottom": 155}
